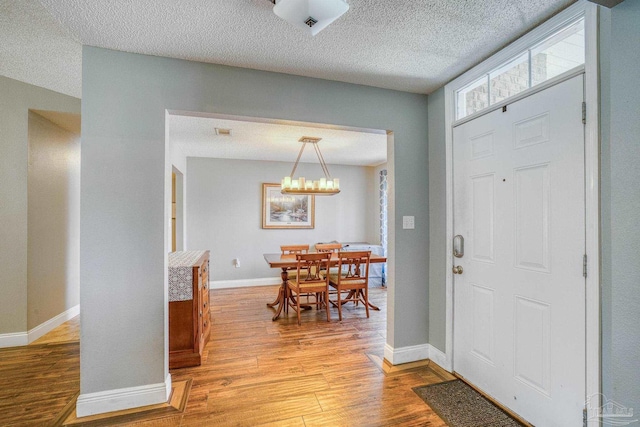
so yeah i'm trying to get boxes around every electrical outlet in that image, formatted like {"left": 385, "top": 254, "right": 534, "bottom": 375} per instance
{"left": 402, "top": 216, "right": 415, "bottom": 230}
{"left": 233, "top": 258, "right": 240, "bottom": 268}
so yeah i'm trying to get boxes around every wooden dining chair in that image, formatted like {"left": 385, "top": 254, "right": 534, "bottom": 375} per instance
{"left": 280, "top": 244, "right": 309, "bottom": 255}
{"left": 280, "top": 244, "right": 310, "bottom": 279}
{"left": 315, "top": 242, "right": 341, "bottom": 253}
{"left": 328, "top": 251, "right": 371, "bottom": 321}
{"left": 315, "top": 242, "right": 342, "bottom": 277}
{"left": 287, "top": 253, "right": 331, "bottom": 325}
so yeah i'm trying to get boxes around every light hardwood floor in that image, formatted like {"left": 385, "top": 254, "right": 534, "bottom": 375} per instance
{"left": 0, "top": 285, "right": 453, "bottom": 426}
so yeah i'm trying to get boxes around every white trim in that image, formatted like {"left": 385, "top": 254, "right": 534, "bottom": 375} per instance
{"left": 27, "top": 304, "right": 80, "bottom": 344}
{"left": 210, "top": 277, "right": 281, "bottom": 289}
{"left": 76, "top": 373, "right": 172, "bottom": 418}
{"left": 454, "top": 66, "right": 585, "bottom": 128}
{"left": 450, "top": 2, "right": 588, "bottom": 112}
{"left": 0, "top": 332, "right": 28, "bottom": 348}
{"left": 383, "top": 343, "right": 448, "bottom": 368}
{"left": 0, "top": 305, "right": 80, "bottom": 348}
{"left": 443, "top": 0, "right": 599, "bottom": 414}
{"left": 384, "top": 343, "right": 430, "bottom": 365}
{"left": 427, "top": 344, "right": 448, "bottom": 370}
{"left": 583, "top": 4, "right": 601, "bottom": 426}
{"left": 444, "top": 75, "right": 455, "bottom": 374}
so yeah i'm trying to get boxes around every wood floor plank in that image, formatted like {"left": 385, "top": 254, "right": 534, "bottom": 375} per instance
{"left": 303, "top": 401, "right": 447, "bottom": 427}
{"left": 254, "top": 416, "right": 306, "bottom": 427}
{"left": 210, "top": 373, "right": 330, "bottom": 406}
{"left": 184, "top": 393, "right": 322, "bottom": 426}
{"left": 2, "top": 285, "right": 453, "bottom": 426}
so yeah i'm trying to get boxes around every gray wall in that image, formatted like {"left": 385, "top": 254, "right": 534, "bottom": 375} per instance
{"left": 601, "top": 0, "right": 640, "bottom": 413}
{"left": 0, "top": 76, "right": 80, "bottom": 336}
{"left": 427, "top": 87, "right": 447, "bottom": 352}
{"left": 186, "top": 158, "right": 378, "bottom": 281}
{"left": 27, "top": 112, "right": 80, "bottom": 329}
{"left": 82, "top": 46, "right": 429, "bottom": 398}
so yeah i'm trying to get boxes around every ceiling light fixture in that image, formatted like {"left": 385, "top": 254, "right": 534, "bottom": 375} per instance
{"left": 281, "top": 137, "right": 340, "bottom": 196}
{"left": 271, "top": 0, "right": 349, "bottom": 36}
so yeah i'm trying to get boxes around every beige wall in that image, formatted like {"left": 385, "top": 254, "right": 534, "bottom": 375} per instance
{"left": 0, "top": 76, "right": 80, "bottom": 338}
{"left": 27, "top": 111, "right": 80, "bottom": 329}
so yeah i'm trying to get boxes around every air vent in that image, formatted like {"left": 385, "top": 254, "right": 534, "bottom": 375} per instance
{"left": 305, "top": 16, "right": 318, "bottom": 27}
{"left": 215, "top": 128, "right": 232, "bottom": 136}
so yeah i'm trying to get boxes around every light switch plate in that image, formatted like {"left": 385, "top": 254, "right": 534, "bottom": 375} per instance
{"left": 402, "top": 216, "right": 415, "bottom": 229}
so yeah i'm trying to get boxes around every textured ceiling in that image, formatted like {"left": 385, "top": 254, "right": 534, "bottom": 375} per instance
{"left": 0, "top": 0, "right": 82, "bottom": 97}
{"left": 1, "top": 0, "right": 576, "bottom": 164}
{"left": 1, "top": 0, "right": 576, "bottom": 98}
{"left": 169, "top": 113, "right": 387, "bottom": 166}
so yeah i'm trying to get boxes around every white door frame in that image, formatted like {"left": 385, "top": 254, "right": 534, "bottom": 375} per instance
{"left": 441, "top": 1, "right": 600, "bottom": 425}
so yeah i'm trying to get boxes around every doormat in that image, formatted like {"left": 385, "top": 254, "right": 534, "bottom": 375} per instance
{"left": 413, "top": 380, "right": 524, "bottom": 427}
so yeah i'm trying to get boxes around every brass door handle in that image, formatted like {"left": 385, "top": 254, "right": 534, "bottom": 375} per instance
{"left": 452, "top": 265, "right": 463, "bottom": 275}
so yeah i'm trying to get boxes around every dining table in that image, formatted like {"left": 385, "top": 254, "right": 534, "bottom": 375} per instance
{"left": 264, "top": 252, "right": 387, "bottom": 321}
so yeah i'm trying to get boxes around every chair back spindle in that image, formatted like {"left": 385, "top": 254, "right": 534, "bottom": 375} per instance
{"left": 315, "top": 243, "right": 342, "bottom": 253}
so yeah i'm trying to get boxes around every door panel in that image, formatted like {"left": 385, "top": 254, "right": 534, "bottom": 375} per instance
{"left": 453, "top": 75, "right": 586, "bottom": 427}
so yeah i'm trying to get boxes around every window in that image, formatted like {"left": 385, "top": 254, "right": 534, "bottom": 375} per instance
{"left": 456, "top": 76, "right": 489, "bottom": 120}
{"left": 456, "top": 17, "right": 585, "bottom": 120}
{"left": 531, "top": 19, "right": 585, "bottom": 87}
{"left": 490, "top": 52, "right": 530, "bottom": 105}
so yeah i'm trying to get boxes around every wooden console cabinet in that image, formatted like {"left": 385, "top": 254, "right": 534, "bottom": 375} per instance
{"left": 169, "top": 250, "right": 210, "bottom": 369}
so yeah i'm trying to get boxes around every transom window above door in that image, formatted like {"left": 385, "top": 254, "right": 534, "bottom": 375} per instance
{"left": 456, "top": 17, "right": 585, "bottom": 121}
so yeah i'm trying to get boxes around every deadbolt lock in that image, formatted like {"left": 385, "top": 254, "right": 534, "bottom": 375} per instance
{"left": 452, "top": 265, "right": 463, "bottom": 275}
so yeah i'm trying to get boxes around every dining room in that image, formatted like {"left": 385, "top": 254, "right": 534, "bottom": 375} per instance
{"left": 167, "top": 112, "right": 389, "bottom": 308}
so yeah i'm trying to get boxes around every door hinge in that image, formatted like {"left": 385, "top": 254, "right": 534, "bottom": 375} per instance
{"left": 583, "top": 254, "right": 588, "bottom": 278}
{"left": 582, "top": 102, "right": 587, "bottom": 124}
{"left": 583, "top": 407, "right": 588, "bottom": 427}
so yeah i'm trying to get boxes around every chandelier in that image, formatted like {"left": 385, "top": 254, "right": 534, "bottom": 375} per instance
{"left": 271, "top": 0, "right": 350, "bottom": 36}
{"left": 281, "top": 137, "right": 340, "bottom": 196}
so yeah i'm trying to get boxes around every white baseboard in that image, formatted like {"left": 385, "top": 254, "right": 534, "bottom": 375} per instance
{"left": 210, "top": 277, "right": 281, "bottom": 289}
{"left": 384, "top": 342, "right": 430, "bottom": 365}
{"left": 0, "top": 331, "right": 28, "bottom": 348}
{"left": 0, "top": 304, "right": 80, "bottom": 348}
{"left": 76, "top": 374, "right": 172, "bottom": 418}
{"left": 28, "top": 304, "right": 80, "bottom": 344}
{"left": 383, "top": 342, "right": 451, "bottom": 371}
{"left": 427, "top": 344, "right": 448, "bottom": 370}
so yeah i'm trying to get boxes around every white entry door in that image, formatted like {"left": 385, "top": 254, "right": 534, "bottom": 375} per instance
{"left": 453, "top": 75, "right": 586, "bottom": 426}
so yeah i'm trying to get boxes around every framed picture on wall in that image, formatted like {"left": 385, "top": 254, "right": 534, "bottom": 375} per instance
{"left": 262, "top": 183, "right": 315, "bottom": 229}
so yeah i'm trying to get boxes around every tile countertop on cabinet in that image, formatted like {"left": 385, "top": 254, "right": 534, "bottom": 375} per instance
{"left": 169, "top": 250, "right": 208, "bottom": 302}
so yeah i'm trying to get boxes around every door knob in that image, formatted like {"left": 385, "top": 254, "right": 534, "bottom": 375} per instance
{"left": 452, "top": 265, "right": 463, "bottom": 274}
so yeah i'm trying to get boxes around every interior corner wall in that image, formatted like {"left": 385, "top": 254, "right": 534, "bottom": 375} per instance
{"left": 186, "top": 158, "right": 376, "bottom": 281}
{"left": 426, "top": 87, "right": 447, "bottom": 352}
{"left": 600, "top": 0, "right": 640, "bottom": 413}
{"left": 27, "top": 112, "right": 80, "bottom": 330}
{"left": 81, "top": 45, "right": 429, "bottom": 400}
{"left": 0, "top": 76, "right": 80, "bottom": 338}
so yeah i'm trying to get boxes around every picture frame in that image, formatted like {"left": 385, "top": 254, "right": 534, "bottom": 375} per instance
{"left": 262, "top": 183, "right": 315, "bottom": 229}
